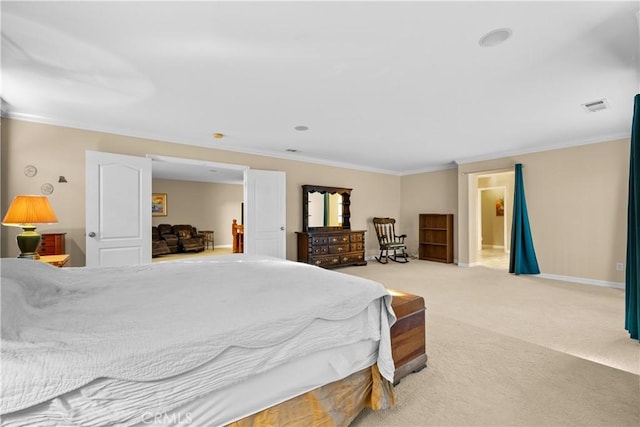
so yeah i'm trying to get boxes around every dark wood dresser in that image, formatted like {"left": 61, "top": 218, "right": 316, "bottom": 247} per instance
{"left": 389, "top": 290, "right": 427, "bottom": 384}
{"left": 37, "top": 233, "right": 66, "bottom": 256}
{"left": 296, "top": 230, "right": 367, "bottom": 269}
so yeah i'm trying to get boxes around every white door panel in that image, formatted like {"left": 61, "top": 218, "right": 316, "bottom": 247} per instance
{"left": 244, "top": 169, "right": 286, "bottom": 258}
{"left": 99, "top": 247, "right": 143, "bottom": 266}
{"left": 255, "top": 239, "right": 281, "bottom": 257}
{"left": 86, "top": 151, "right": 151, "bottom": 267}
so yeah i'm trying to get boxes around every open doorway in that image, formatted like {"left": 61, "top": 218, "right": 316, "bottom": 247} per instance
{"left": 478, "top": 186, "right": 508, "bottom": 269}
{"left": 86, "top": 152, "right": 285, "bottom": 266}
{"left": 473, "top": 171, "right": 514, "bottom": 270}
{"left": 148, "top": 155, "right": 287, "bottom": 261}
{"left": 148, "top": 155, "right": 247, "bottom": 261}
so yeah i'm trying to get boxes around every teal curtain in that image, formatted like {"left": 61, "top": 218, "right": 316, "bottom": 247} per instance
{"left": 625, "top": 94, "right": 639, "bottom": 342}
{"left": 509, "top": 163, "right": 540, "bottom": 275}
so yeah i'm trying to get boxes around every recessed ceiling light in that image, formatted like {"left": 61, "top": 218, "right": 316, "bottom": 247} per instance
{"left": 212, "top": 132, "right": 224, "bottom": 139}
{"left": 479, "top": 28, "right": 513, "bottom": 47}
{"left": 294, "top": 125, "right": 309, "bottom": 131}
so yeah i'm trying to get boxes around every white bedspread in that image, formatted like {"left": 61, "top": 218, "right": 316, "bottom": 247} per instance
{"left": 1, "top": 255, "right": 395, "bottom": 421}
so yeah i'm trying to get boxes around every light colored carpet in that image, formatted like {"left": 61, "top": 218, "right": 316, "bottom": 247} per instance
{"left": 152, "top": 247, "right": 233, "bottom": 262}
{"left": 342, "top": 259, "right": 639, "bottom": 427}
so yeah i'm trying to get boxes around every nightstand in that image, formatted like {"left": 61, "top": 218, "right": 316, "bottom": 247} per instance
{"left": 38, "top": 254, "right": 70, "bottom": 268}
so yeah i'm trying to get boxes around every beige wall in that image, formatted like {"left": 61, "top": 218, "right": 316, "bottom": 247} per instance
{"left": 399, "top": 167, "right": 459, "bottom": 258}
{"left": 1, "top": 119, "right": 401, "bottom": 265}
{"left": 2, "top": 119, "right": 629, "bottom": 284}
{"left": 399, "top": 138, "right": 628, "bottom": 284}
{"left": 456, "top": 139, "right": 629, "bottom": 284}
{"left": 151, "top": 179, "right": 243, "bottom": 247}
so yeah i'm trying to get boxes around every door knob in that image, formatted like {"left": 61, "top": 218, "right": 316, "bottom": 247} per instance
{"left": 88, "top": 232, "right": 96, "bottom": 237}
{"left": 280, "top": 226, "right": 285, "bottom": 231}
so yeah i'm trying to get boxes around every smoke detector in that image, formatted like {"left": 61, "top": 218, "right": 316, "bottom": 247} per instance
{"left": 582, "top": 99, "right": 609, "bottom": 113}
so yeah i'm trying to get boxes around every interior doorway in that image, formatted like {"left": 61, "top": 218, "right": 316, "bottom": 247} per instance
{"left": 478, "top": 186, "right": 508, "bottom": 269}
{"left": 473, "top": 171, "right": 514, "bottom": 270}
{"left": 148, "top": 154, "right": 247, "bottom": 258}
{"left": 148, "top": 155, "right": 287, "bottom": 260}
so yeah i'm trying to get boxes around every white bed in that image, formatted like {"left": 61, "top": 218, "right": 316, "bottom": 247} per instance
{"left": 0, "top": 255, "right": 396, "bottom": 426}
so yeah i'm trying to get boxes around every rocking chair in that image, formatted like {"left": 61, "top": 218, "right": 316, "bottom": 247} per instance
{"left": 373, "top": 217, "right": 409, "bottom": 263}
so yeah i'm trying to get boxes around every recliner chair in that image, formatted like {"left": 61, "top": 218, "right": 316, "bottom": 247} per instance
{"left": 172, "top": 224, "right": 205, "bottom": 253}
{"left": 157, "top": 223, "right": 179, "bottom": 253}
{"left": 151, "top": 226, "right": 171, "bottom": 257}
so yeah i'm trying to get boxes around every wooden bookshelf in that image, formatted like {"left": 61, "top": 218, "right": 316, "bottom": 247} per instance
{"left": 418, "top": 214, "right": 453, "bottom": 263}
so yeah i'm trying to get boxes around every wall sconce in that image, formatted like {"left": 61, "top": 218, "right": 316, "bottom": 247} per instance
{"left": 58, "top": 176, "right": 68, "bottom": 183}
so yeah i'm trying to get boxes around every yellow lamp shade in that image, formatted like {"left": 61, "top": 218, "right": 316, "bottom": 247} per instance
{"left": 2, "top": 195, "right": 58, "bottom": 225}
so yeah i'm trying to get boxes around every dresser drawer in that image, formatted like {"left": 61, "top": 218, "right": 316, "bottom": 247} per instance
{"left": 328, "top": 244, "right": 350, "bottom": 254}
{"left": 351, "top": 242, "right": 363, "bottom": 251}
{"left": 37, "top": 233, "right": 66, "bottom": 256}
{"left": 38, "top": 247, "right": 57, "bottom": 256}
{"left": 311, "top": 246, "right": 329, "bottom": 255}
{"left": 310, "top": 255, "right": 341, "bottom": 268}
{"left": 311, "top": 236, "right": 328, "bottom": 245}
{"left": 350, "top": 233, "right": 364, "bottom": 242}
{"left": 328, "top": 235, "right": 350, "bottom": 244}
{"left": 340, "top": 253, "right": 365, "bottom": 264}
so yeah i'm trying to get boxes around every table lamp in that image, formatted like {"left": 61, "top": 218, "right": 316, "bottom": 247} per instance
{"left": 2, "top": 195, "right": 58, "bottom": 259}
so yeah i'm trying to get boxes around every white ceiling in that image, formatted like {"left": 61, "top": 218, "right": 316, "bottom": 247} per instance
{"left": 2, "top": 1, "right": 639, "bottom": 181}
{"left": 149, "top": 155, "right": 246, "bottom": 184}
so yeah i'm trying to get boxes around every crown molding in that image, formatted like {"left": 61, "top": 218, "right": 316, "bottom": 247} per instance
{"left": 3, "top": 112, "right": 405, "bottom": 176}
{"left": 3, "top": 112, "right": 631, "bottom": 178}
{"left": 454, "top": 132, "right": 630, "bottom": 165}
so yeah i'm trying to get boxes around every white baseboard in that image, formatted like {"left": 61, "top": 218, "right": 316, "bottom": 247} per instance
{"left": 377, "top": 257, "right": 624, "bottom": 289}
{"left": 457, "top": 262, "right": 480, "bottom": 267}
{"left": 456, "top": 265, "right": 624, "bottom": 289}
{"left": 538, "top": 273, "right": 624, "bottom": 290}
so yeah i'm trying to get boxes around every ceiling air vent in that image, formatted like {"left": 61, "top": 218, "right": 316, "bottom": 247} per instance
{"left": 582, "top": 99, "right": 609, "bottom": 113}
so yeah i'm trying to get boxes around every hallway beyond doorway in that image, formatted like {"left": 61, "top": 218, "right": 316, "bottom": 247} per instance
{"left": 477, "top": 247, "right": 509, "bottom": 270}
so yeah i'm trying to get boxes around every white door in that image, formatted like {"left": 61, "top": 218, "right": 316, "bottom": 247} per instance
{"left": 85, "top": 151, "right": 152, "bottom": 267}
{"left": 244, "top": 169, "right": 286, "bottom": 258}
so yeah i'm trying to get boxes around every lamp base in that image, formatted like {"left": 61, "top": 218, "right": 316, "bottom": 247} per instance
{"left": 16, "top": 226, "right": 41, "bottom": 260}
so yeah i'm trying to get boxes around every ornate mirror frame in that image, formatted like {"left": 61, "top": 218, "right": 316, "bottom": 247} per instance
{"left": 301, "top": 185, "right": 352, "bottom": 232}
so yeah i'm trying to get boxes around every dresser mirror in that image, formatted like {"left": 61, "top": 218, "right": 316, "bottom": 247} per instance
{"left": 302, "top": 185, "right": 351, "bottom": 232}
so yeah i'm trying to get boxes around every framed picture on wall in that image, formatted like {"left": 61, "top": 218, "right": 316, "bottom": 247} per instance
{"left": 496, "top": 197, "right": 504, "bottom": 216}
{"left": 152, "top": 193, "right": 168, "bottom": 216}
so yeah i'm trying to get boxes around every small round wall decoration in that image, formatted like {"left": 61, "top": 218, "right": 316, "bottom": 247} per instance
{"left": 41, "top": 183, "right": 54, "bottom": 195}
{"left": 24, "top": 165, "right": 38, "bottom": 177}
